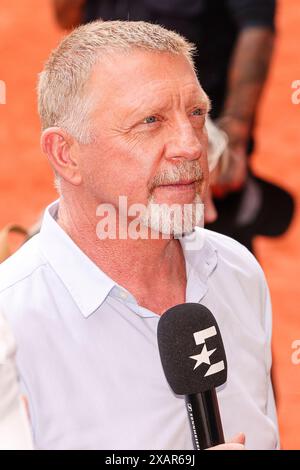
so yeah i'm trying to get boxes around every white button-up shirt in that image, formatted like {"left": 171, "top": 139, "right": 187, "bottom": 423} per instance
{"left": 0, "top": 200, "right": 279, "bottom": 449}
{"left": 0, "top": 312, "right": 33, "bottom": 449}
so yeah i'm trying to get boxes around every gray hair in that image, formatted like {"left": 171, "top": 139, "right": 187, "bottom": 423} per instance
{"left": 37, "top": 20, "right": 196, "bottom": 144}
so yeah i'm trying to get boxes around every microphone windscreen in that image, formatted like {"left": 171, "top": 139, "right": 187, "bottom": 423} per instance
{"left": 157, "top": 303, "right": 227, "bottom": 395}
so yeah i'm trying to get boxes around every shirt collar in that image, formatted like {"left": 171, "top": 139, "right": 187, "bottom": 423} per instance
{"left": 39, "top": 200, "right": 218, "bottom": 318}
{"left": 39, "top": 200, "right": 116, "bottom": 318}
{"left": 179, "top": 228, "right": 218, "bottom": 303}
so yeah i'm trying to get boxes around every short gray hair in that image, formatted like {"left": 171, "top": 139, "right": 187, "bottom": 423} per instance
{"left": 37, "top": 20, "right": 196, "bottom": 143}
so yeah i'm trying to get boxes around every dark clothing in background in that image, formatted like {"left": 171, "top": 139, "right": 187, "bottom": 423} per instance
{"left": 84, "top": 0, "right": 276, "bottom": 118}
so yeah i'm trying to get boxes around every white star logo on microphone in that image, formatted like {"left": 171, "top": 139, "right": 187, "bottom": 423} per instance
{"left": 189, "top": 344, "right": 216, "bottom": 370}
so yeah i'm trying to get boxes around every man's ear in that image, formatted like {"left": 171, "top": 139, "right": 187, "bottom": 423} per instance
{"left": 41, "top": 127, "right": 82, "bottom": 186}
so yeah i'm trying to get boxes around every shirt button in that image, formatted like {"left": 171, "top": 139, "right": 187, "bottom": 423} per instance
{"left": 120, "top": 290, "right": 128, "bottom": 299}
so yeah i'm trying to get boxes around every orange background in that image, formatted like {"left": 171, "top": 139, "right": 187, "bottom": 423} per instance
{"left": 0, "top": 0, "right": 300, "bottom": 449}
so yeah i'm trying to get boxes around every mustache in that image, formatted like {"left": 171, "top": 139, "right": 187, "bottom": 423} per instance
{"left": 148, "top": 161, "right": 203, "bottom": 192}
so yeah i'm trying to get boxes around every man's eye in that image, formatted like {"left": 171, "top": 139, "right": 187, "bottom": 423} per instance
{"left": 143, "top": 115, "right": 158, "bottom": 124}
{"left": 191, "top": 108, "right": 205, "bottom": 116}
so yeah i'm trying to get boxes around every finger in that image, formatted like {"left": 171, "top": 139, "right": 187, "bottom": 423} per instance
{"left": 229, "top": 432, "right": 246, "bottom": 445}
{"left": 206, "top": 443, "right": 245, "bottom": 450}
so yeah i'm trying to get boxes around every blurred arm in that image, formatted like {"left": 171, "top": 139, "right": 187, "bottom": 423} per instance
{"left": 218, "top": 26, "right": 275, "bottom": 153}
{"left": 214, "top": 0, "right": 276, "bottom": 193}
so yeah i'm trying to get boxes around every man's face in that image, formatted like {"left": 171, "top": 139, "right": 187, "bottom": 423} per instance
{"left": 78, "top": 49, "right": 210, "bottom": 235}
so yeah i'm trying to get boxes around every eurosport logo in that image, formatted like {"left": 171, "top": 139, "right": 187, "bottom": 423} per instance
{"left": 189, "top": 326, "right": 225, "bottom": 377}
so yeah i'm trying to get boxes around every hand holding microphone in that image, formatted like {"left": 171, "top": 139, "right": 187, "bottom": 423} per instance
{"left": 209, "top": 432, "right": 245, "bottom": 450}
{"left": 157, "top": 303, "right": 245, "bottom": 450}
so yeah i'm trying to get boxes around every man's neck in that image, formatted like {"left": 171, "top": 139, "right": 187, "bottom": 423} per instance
{"left": 56, "top": 197, "right": 187, "bottom": 313}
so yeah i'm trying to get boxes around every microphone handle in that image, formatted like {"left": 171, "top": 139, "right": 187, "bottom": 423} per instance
{"left": 185, "top": 389, "right": 225, "bottom": 450}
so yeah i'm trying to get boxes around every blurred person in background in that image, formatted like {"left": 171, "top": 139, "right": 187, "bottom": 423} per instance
{"left": 53, "top": 0, "right": 294, "bottom": 253}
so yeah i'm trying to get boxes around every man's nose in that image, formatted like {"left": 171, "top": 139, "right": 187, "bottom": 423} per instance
{"left": 164, "top": 122, "right": 205, "bottom": 162}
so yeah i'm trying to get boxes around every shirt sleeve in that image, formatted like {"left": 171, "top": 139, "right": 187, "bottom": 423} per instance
{"left": 227, "top": 0, "right": 276, "bottom": 31}
{"left": 0, "top": 312, "right": 34, "bottom": 450}
{"left": 261, "top": 273, "right": 281, "bottom": 449}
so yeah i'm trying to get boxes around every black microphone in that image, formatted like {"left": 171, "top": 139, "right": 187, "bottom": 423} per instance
{"left": 157, "top": 303, "right": 227, "bottom": 450}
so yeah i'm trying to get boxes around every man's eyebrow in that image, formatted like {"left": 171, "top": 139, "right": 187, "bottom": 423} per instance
{"left": 125, "top": 93, "right": 211, "bottom": 121}
{"left": 205, "top": 97, "right": 212, "bottom": 113}
{"left": 193, "top": 96, "right": 211, "bottom": 113}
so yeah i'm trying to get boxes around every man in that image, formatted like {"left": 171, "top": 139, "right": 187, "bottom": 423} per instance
{"left": 52, "top": 0, "right": 295, "bottom": 254}
{"left": 0, "top": 21, "right": 278, "bottom": 449}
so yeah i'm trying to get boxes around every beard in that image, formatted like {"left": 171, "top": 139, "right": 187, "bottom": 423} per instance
{"left": 140, "top": 193, "right": 204, "bottom": 237}
{"left": 139, "top": 161, "right": 205, "bottom": 237}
